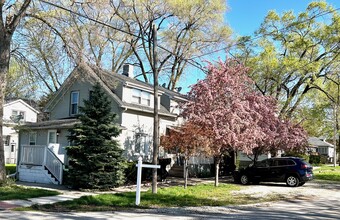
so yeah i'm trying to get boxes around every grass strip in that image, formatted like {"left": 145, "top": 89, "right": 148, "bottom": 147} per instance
{"left": 314, "top": 166, "right": 340, "bottom": 182}
{"left": 0, "top": 185, "right": 60, "bottom": 200}
{"left": 25, "top": 183, "right": 286, "bottom": 212}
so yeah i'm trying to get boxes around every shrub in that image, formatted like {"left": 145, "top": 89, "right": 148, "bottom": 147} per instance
{"left": 5, "top": 164, "right": 16, "bottom": 175}
{"left": 320, "top": 155, "right": 328, "bottom": 164}
{"left": 309, "top": 155, "right": 321, "bottom": 164}
{"left": 282, "top": 151, "right": 309, "bottom": 162}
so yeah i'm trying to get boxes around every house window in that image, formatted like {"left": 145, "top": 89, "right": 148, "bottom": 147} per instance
{"left": 135, "top": 133, "right": 150, "bottom": 154}
{"left": 141, "top": 91, "right": 151, "bottom": 106}
{"left": 11, "top": 110, "right": 18, "bottom": 118}
{"left": 29, "top": 132, "right": 37, "bottom": 145}
{"left": 11, "top": 110, "right": 25, "bottom": 121}
{"left": 70, "top": 91, "right": 79, "bottom": 115}
{"left": 318, "top": 147, "right": 327, "bottom": 155}
{"left": 132, "top": 89, "right": 151, "bottom": 106}
{"left": 48, "top": 130, "right": 57, "bottom": 144}
{"left": 4, "top": 136, "right": 10, "bottom": 146}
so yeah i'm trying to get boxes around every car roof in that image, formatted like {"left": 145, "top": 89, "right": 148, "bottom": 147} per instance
{"left": 266, "top": 157, "right": 302, "bottom": 160}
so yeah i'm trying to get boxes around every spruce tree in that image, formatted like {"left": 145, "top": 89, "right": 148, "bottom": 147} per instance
{"left": 66, "top": 82, "right": 126, "bottom": 189}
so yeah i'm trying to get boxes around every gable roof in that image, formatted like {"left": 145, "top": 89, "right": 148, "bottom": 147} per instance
{"left": 45, "top": 62, "right": 186, "bottom": 117}
{"left": 308, "top": 137, "right": 334, "bottom": 148}
{"left": 4, "top": 99, "right": 40, "bottom": 114}
{"left": 90, "top": 64, "right": 187, "bottom": 101}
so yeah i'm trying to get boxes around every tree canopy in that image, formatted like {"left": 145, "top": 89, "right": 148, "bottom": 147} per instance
{"left": 181, "top": 60, "right": 307, "bottom": 185}
{"left": 234, "top": 1, "right": 340, "bottom": 119}
{"left": 9, "top": 0, "right": 231, "bottom": 96}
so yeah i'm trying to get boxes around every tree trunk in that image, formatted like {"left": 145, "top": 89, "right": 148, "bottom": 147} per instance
{"left": 0, "top": 0, "right": 31, "bottom": 182}
{"left": 0, "top": 36, "right": 11, "bottom": 182}
{"left": 214, "top": 156, "right": 221, "bottom": 187}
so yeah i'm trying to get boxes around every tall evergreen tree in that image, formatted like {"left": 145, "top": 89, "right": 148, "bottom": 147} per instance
{"left": 66, "top": 82, "right": 126, "bottom": 189}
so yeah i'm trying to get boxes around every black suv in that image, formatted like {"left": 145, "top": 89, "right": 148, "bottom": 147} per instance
{"left": 233, "top": 157, "right": 313, "bottom": 187}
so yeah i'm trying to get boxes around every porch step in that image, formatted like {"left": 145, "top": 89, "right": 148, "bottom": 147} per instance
{"left": 43, "top": 167, "right": 59, "bottom": 185}
{"left": 168, "top": 164, "right": 184, "bottom": 178}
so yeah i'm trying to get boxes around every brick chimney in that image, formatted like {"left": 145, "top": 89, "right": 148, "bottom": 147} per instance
{"left": 122, "top": 64, "right": 134, "bottom": 78}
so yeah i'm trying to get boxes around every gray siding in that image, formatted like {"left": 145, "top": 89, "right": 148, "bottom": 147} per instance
{"left": 50, "top": 80, "right": 93, "bottom": 120}
{"left": 49, "top": 80, "right": 122, "bottom": 124}
{"left": 113, "top": 82, "right": 123, "bottom": 100}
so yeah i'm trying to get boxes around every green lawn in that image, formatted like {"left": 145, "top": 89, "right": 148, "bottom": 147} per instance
{"left": 5, "top": 164, "right": 16, "bottom": 175}
{"left": 314, "top": 165, "right": 340, "bottom": 181}
{"left": 27, "top": 183, "right": 287, "bottom": 212}
{"left": 0, "top": 185, "right": 60, "bottom": 200}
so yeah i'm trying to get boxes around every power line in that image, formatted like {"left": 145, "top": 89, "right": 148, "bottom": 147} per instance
{"left": 190, "top": 6, "right": 340, "bottom": 60}
{"left": 38, "top": 0, "right": 208, "bottom": 73}
{"left": 39, "top": 1, "right": 340, "bottom": 73}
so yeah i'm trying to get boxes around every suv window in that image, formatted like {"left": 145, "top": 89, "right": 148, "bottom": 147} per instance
{"left": 274, "top": 160, "right": 287, "bottom": 166}
{"left": 287, "top": 159, "right": 296, "bottom": 165}
{"left": 256, "top": 160, "right": 269, "bottom": 167}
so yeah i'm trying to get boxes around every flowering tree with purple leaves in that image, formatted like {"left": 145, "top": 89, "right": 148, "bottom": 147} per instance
{"left": 182, "top": 60, "right": 307, "bottom": 186}
{"left": 161, "top": 122, "right": 212, "bottom": 188}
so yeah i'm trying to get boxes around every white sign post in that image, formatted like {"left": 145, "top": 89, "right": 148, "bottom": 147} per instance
{"left": 135, "top": 157, "right": 160, "bottom": 206}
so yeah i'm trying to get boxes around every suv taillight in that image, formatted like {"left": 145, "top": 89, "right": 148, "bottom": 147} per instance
{"left": 301, "top": 164, "right": 308, "bottom": 169}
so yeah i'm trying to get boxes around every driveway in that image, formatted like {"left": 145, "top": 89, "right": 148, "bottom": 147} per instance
{"left": 1, "top": 180, "right": 339, "bottom": 219}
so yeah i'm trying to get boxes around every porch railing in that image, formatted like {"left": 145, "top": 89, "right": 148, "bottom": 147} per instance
{"left": 21, "top": 145, "right": 45, "bottom": 165}
{"left": 21, "top": 145, "right": 64, "bottom": 184}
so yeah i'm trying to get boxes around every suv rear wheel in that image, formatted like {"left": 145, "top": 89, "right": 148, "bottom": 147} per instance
{"left": 240, "top": 174, "right": 249, "bottom": 185}
{"left": 286, "top": 175, "right": 300, "bottom": 187}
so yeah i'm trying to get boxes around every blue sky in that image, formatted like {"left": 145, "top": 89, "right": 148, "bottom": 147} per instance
{"left": 179, "top": 0, "right": 340, "bottom": 93}
{"left": 225, "top": 0, "right": 340, "bottom": 36}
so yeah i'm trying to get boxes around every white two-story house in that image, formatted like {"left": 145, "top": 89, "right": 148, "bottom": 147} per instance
{"left": 3, "top": 99, "right": 39, "bottom": 164}
{"left": 17, "top": 62, "right": 186, "bottom": 184}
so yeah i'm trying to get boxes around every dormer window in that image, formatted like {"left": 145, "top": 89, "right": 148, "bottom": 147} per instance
{"left": 70, "top": 91, "right": 79, "bottom": 115}
{"left": 132, "top": 89, "right": 151, "bottom": 106}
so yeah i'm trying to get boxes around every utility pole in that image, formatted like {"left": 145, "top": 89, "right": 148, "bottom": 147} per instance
{"left": 333, "top": 106, "right": 337, "bottom": 167}
{"left": 152, "top": 23, "right": 159, "bottom": 194}
{"left": 334, "top": 74, "right": 339, "bottom": 167}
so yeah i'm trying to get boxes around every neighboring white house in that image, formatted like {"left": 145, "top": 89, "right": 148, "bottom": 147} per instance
{"left": 308, "top": 137, "right": 334, "bottom": 162}
{"left": 3, "top": 99, "right": 39, "bottom": 164}
{"left": 17, "top": 62, "right": 186, "bottom": 184}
